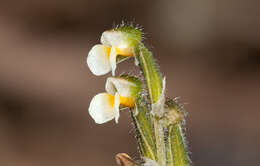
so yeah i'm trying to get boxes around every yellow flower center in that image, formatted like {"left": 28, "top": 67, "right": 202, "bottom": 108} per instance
{"left": 119, "top": 95, "right": 135, "bottom": 107}
{"left": 115, "top": 47, "right": 133, "bottom": 57}
{"left": 104, "top": 46, "right": 133, "bottom": 60}
{"left": 107, "top": 94, "right": 115, "bottom": 107}
{"left": 106, "top": 94, "right": 135, "bottom": 108}
{"left": 105, "top": 46, "right": 111, "bottom": 59}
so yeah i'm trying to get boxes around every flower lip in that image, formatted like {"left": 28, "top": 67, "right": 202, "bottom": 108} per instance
{"left": 87, "top": 44, "right": 112, "bottom": 76}
{"left": 89, "top": 93, "right": 116, "bottom": 124}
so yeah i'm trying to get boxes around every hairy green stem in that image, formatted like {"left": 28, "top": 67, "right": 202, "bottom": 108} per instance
{"left": 131, "top": 103, "right": 157, "bottom": 161}
{"left": 136, "top": 43, "right": 189, "bottom": 166}
{"left": 137, "top": 44, "right": 167, "bottom": 166}
{"left": 153, "top": 118, "right": 167, "bottom": 166}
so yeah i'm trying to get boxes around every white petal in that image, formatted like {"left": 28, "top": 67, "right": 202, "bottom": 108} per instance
{"left": 89, "top": 93, "right": 115, "bottom": 124}
{"left": 87, "top": 44, "right": 112, "bottom": 76}
{"left": 114, "top": 93, "right": 120, "bottom": 123}
{"left": 101, "top": 31, "right": 126, "bottom": 47}
{"left": 110, "top": 46, "right": 117, "bottom": 76}
{"left": 106, "top": 77, "right": 136, "bottom": 97}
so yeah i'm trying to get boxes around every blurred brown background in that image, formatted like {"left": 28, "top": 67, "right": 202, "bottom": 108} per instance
{"left": 0, "top": 0, "right": 260, "bottom": 166}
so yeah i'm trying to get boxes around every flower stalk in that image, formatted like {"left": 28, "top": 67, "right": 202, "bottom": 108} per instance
{"left": 86, "top": 23, "right": 191, "bottom": 166}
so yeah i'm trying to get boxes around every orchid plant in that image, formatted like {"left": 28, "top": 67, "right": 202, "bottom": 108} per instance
{"left": 87, "top": 23, "right": 191, "bottom": 166}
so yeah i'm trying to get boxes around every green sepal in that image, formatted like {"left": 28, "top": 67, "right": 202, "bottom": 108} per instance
{"left": 114, "top": 25, "right": 143, "bottom": 47}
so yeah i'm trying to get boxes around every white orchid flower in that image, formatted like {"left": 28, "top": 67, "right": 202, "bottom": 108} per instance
{"left": 87, "top": 28, "right": 142, "bottom": 76}
{"left": 89, "top": 76, "right": 141, "bottom": 124}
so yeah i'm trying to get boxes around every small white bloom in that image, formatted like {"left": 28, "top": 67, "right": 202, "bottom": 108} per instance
{"left": 89, "top": 93, "right": 117, "bottom": 124}
{"left": 87, "top": 31, "right": 134, "bottom": 76}
{"left": 89, "top": 76, "right": 141, "bottom": 124}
